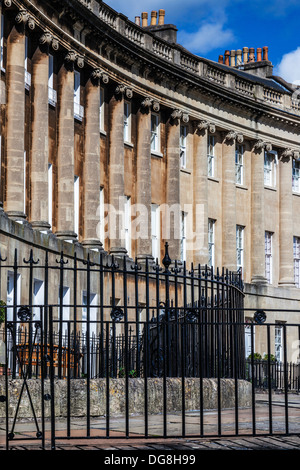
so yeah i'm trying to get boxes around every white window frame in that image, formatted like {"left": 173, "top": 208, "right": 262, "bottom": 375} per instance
{"left": 151, "top": 113, "right": 160, "bottom": 154}
{"left": 33, "top": 279, "right": 44, "bottom": 322}
{"left": 74, "top": 176, "right": 79, "bottom": 237}
{"left": 7, "top": 271, "right": 21, "bottom": 322}
{"left": 292, "top": 159, "right": 300, "bottom": 193}
{"left": 74, "top": 70, "right": 84, "bottom": 121}
{"left": 58, "top": 286, "right": 70, "bottom": 337}
{"left": 48, "top": 163, "right": 52, "bottom": 228}
{"left": 265, "top": 231, "right": 273, "bottom": 284}
{"left": 294, "top": 236, "right": 300, "bottom": 288}
{"left": 124, "top": 101, "right": 131, "bottom": 144}
{"left": 99, "top": 187, "right": 105, "bottom": 246}
{"left": 180, "top": 125, "right": 187, "bottom": 169}
{"left": 236, "top": 225, "right": 244, "bottom": 272}
{"left": 23, "top": 151, "right": 26, "bottom": 214}
{"left": 124, "top": 196, "right": 131, "bottom": 257}
{"left": 207, "top": 134, "right": 215, "bottom": 177}
{"left": 24, "top": 35, "right": 31, "bottom": 90}
{"left": 151, "top": 204, "right": 160, "bottom": 262}
{"left": 48, "top": 54, "right": 57, "bottom": 106}
{"left": 0, "top": 14, "right": 4, "bottom": 72}
{"left": 264, "top": 151, "right": 277, "bottom": 187}
{"left": 275, "top": 323, "right": 283, "bottom": 363}
{"left": 99, "top": 87, "right": 105, "bottom": 132}
{"left": 235, "top": 144, "right": 244, "bottom": 185}
{"left": 82, "top": 291, "right": 98, "bottom": 339}
{"left": 208, "top": 219, "right": 215, "bottom": 268}
{"left": 180, "top": 211, "right": 187, "bottom": 262}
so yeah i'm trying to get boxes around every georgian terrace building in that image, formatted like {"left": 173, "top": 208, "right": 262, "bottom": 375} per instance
{"left": 0, "top": 0, "right": 300, "bottom": 359}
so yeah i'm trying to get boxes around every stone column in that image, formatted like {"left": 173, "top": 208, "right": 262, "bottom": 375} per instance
{"left": 108, "top": 84, "right": 132, "bottom": 256}
{"left": 29, "top": 33, "right": 51, "bottom": 232}
{"left": 135, "top": 97, "right": 156, "bottom": 263}
{"left": 222, "top": 131, "right": 242, "bottom": 271}
{"left": 55, "top": 51, "right": 80, "bottom": 241}
{"left": 5, "top": 18, "right": 26, "bottom": 221}
{"left": 250, "top": 140, "right": 268, "bottom": 284}
{"left": 82, "top": 69, "right": 107, "bottom": 251}
{"left": 164, "top": 109, "right": 184, "bottom": 263}
{"left": 193, "top": 120, "right": 215, "bottom": 266}
{"left": 279, "top": 149, "right": 295, "bottom": 286}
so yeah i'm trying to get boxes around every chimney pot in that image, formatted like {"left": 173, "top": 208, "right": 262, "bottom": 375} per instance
{"left": 256, "top": 47, "right": 262, "bottom": 62}
{"left": 224, "top": 50, "right": 230, "bottom": 66}
{"left": 141, "top": 12, "right": 148, "bottom": 27}
{"left": 151, "top": 11, "right": 157, "bottom": 26}
{"left": 135, "top": 16, "right": 141, "bottom": 26}
{"left": 230, "top": 50, "right": 236, "bottom": 67}
{"left": 218, "top": 55, "right": 224, "bottom": 64}
{"left": 158, "top": 9, "right": 165, "bottom": 25}
{"left": 263, "top": 46, "right": 269, "bottom": 61}
{"left": 249, "top": 47, "right": 255, "bottom": 62}
{"left": 242, "top": 47, "right": 249, "bottom": 64}
{"left": 236, "top": 49, "right": 242, "bottom": 65}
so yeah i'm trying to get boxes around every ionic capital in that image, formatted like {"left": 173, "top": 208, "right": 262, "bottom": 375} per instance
{"left": 141, "top": 97, "right": 153, "bottom": 109}
{"left": 194, "top": 120, "right": 215, "bottom": 133}
{"left": 280, "top": 148, "right": 293, "bottom": 161}
{"left": 115, "top": 84, "right": 133, "bottom": 99}
{"left": 64, "top": 50, "right": 84, "bottom": 69}
{"left": 253, "top": 140, "right": 272, "bottom": 152}
{"left": 170, "top": 109, "right": 182, "bottom": 122}
{"left": 15, "top": 10, "right": 35, "bottom": 30}
{"left": 152, "top": 100, "right": 160, "bottom": 112}
{"left": 293, "top": 150, "right": 300, "bottom": 160}
{"left": 3, "top": 0, "right": 12, "bottom": 7}
{"left": 91, "top": 68, "right": 109, "bottom": 85}
{"left": 39, "top": 31, "right": 53, "bottom": 47}
{"left": 224, "top": 130, "right": 237, "bottom": 142}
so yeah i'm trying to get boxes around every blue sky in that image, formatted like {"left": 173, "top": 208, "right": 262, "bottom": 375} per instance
{"left": 107, "top": 0, "right": 300, "bottom": 84}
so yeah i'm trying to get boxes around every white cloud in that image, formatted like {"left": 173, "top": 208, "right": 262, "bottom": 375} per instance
{"left": 178, "top": 22, "right": 235, "bottom": 55}
{"left": 276, "top": 48, "right": 300, "bottom": 84}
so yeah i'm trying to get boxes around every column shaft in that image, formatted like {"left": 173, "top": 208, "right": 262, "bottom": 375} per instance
{"left": 82, "top": 79, "right": 103, "bottom": 250}
{"left": 165, "top": 119, "right": 181, "bottom": 262}
{"left": 251, "top": 146, "right": 268, "bottom": 284}
{"left": 193, "top": 128, "right": 208, "bottom": 265}
{"left": 30, "top": 44, "right": 50, "bottom": 231}
{"left": 55, "top": 61, "right": 76, "bottom": 240}
{"left": 222, "top": 138, "right": 236, "bottom": 271}
{"left": 136, "top": 107, "right": 152, "bottom": 260}
{"left": 279, "top": 154, "right": 294, "bottom": 286}
{"left": 5, "top": 24, "right": 26, "bottom": 220}
{"left": 108, "top": 92, "right": 126, "bottom": 255}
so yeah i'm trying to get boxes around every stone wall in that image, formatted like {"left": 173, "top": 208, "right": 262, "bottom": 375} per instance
{"left": 0, "top": 377, "right": 252, "bottom": 419}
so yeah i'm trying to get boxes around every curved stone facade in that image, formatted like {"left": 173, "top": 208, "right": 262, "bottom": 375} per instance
{"left": 0, "top": 0, "right": 300, "bottom": 356}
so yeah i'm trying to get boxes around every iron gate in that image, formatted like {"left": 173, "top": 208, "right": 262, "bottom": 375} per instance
{"left": 0, "top": 244, "right": 299, "bottom": 449}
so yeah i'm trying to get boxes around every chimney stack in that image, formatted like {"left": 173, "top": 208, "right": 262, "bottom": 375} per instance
{"left": 141, "top": 12, "right": 148, "bottom": 27}
{"left": 135, "top": 16, "right": 141, "bottom": 26}
{"left": 151, "top": 11, "right": 157, "bottom": 26}
{"left": 256, "top": 47, "right": 262, "bottom": 62}
{"left": 218, "top": 55, "right": 224, "bottom": 64}
{"left": 158, "top": 9, "right": 165, "bottom": 25}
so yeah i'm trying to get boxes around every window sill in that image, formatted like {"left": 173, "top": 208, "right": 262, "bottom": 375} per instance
{"left": 100, "top": 129, "right": 107, "bottom": 137}
{"left": 151, "top": 150, "right": 163, "bottom": 158}
{"left": 236, "top": 184, "right": 248, "bottom": 191}
{"left": 208, "top": 176, "right": 219, "bottom": 183}
{"left": 264, "top": 185, "right": 277, "bottom": 192}
{"left": 292, "top": 191, "right": 300, "bottom": 197}
{"left": 180, "top": 168, "right": 191, "bottom": 174}
{"left": 124, "top": 141, "right": 134, "bottom": 148}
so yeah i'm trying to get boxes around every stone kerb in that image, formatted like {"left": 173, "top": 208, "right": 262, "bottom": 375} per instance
{"left": 0, "top": 377, "right": 252, "bottom": 418}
